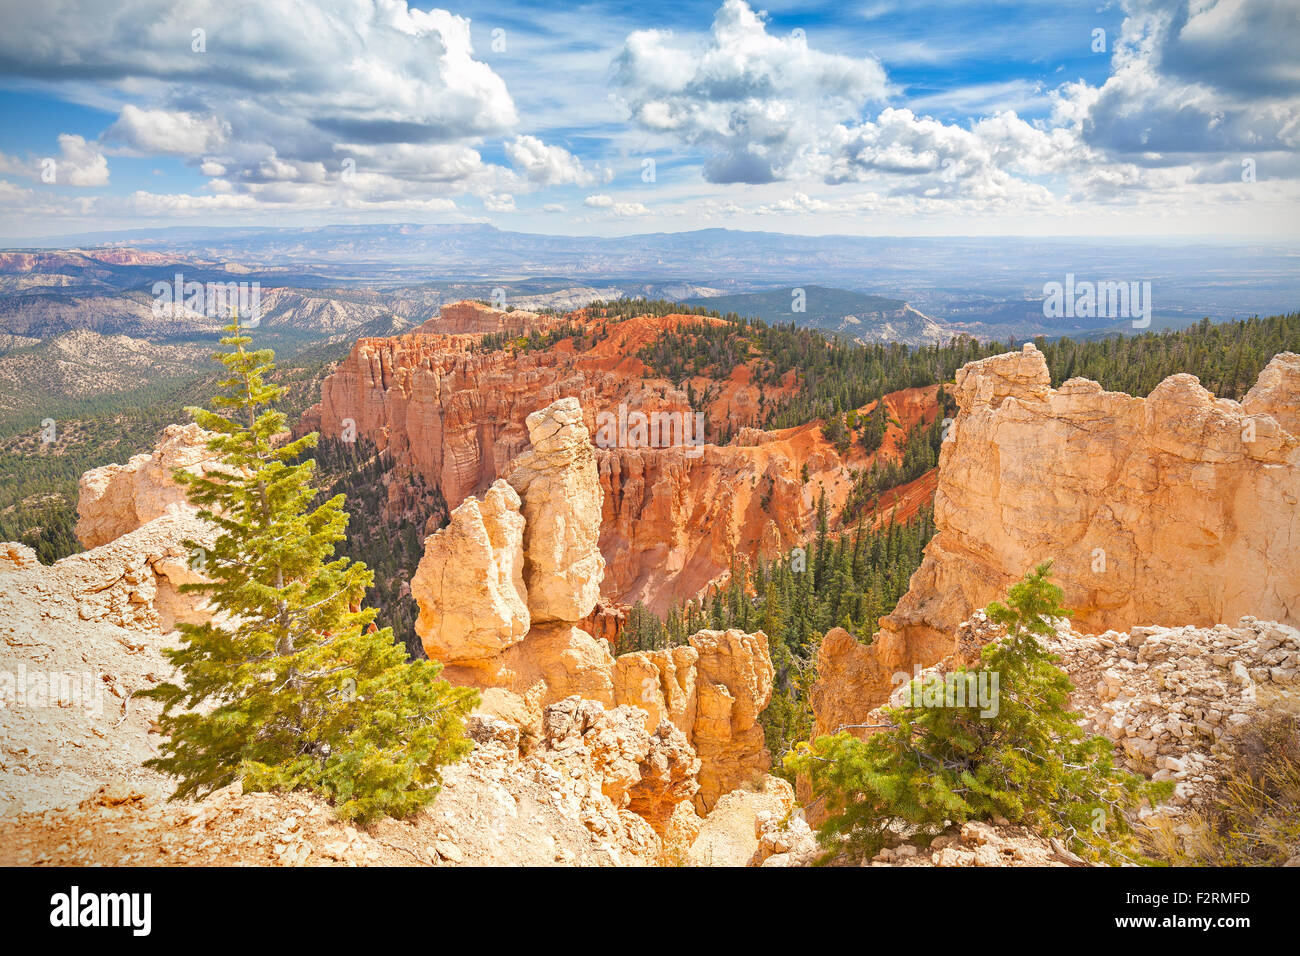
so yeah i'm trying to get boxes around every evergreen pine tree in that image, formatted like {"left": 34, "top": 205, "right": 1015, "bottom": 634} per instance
{"left": 787, "top": 562, "right": 1169, "bottom": 863}
{"left": 143, "top": 320, "right": 478, "bottom": 823}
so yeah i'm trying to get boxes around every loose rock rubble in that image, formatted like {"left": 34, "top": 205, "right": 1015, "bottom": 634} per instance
{"left": 866, "top": 821, "right": 1079, "bottom": 868}
{"left": 685, "top": 775, "right": 796, "bottom": 866}
{"left": 1040, "top": 616, "right": 1300, "bottom": 809}
{"left": 751, "top": 805, "right": 819, "bottom": 867}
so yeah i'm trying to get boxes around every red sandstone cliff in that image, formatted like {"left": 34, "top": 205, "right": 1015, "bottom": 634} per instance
{"left": 304, "top": 301, "right": 940, "bottom": 612}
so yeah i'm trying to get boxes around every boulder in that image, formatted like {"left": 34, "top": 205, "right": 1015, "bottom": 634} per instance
{"left": 412, "top": 479, "right": 528, "bottom": 663}
{"left": 76, "top": 423, "right": 215, "bottom": 548}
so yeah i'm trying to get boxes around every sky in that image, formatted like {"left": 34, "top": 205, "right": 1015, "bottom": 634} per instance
{"left": 0, "top": 0, "right": 1297, "bottom": 240}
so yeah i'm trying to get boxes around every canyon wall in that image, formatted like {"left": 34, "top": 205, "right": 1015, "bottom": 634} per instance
{"left": 811, "top": 345, "right": 1300, "bottom": 732}
{"left": 309, "top": 301, "right": 937, "bottom": 611}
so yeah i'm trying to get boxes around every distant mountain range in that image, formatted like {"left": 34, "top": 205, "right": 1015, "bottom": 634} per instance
{"left": 685, "top": 285, "right": 959, "bottom": 346}
{"left": 5, "top": 224, "right": 1298, "bottom": 329}
{"left": 1, "top": 225, "right": 1298, "bottom": 400}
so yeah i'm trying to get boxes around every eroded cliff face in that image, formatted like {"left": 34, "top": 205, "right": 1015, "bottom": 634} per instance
{"left": 598, "top": 429, "right": 814, "bottom": 613}
{"left": 810, "top": 345, "right": 1300, "bottom": 731}
{"left": 309, "top": 301, "right": 939, "bottom": 611}
{"left": 412, "top": 398, "right": 776, "bottom": 814}
{"left": 309, "top": 309, "right": 728, "bottom": 513}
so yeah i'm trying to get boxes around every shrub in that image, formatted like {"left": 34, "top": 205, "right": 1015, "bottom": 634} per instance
{"left": 787, "top": 562, "right": 1168, "bottom": 863}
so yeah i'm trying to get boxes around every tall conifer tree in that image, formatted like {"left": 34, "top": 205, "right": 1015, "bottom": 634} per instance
{"left": 144, "top": 320, "right": 477, "bottom": 822}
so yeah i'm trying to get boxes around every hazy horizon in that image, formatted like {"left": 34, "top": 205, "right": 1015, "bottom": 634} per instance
{"left": 1, "top": 0, "right": 1296, "bottom": 241}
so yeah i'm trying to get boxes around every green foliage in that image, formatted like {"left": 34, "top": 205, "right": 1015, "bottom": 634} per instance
{"left": 787, "top": 563, "right": 1169, "bottom": 863}
{"left": 297, "top": 436, "right": 445, "bottom": 659}
{"left": 586, "top": 297, "right": 723, "bottom": 322}
{"left": 841, "top": 415, "right": 944, "bottom": 523}
{"left": 142, "top": 322, "right": 477, "bottom": 823}
{"left": 857, "top": 400, "right": 888, "bottom": 455}
{"left": 1035, "top": 312, "right": 1300, "bottom": 400}
{"left": 680, "top": 509, "right": 937, "bottom": 779}
{"left": 638, "top": 318, "right": 1002, "bottom": 429}
{"left": 475, "top": 321, "right": 586, "bottom": 353}
{"left": 0, "top": 338, "right": 345, "bottom": 563}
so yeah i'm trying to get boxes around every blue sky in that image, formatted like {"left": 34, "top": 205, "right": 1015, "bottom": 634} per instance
{"left": 0, "top": 0, "right": 1296, "bottom": 239}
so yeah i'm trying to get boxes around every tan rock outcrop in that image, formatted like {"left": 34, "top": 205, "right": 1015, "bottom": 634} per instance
{"left": 441, "top": 623, "right": 616, "bottom": 733}
{"left": 582, "top": 600, "right": 628, "bottom": 646}
{"left": 1, "top": 511, "right": 216, "bottom": 816}
{"left": 866, "top": 821, "right": 1076, "bottom": 867}
{"left": 751, "top": 804, "right": 819, "bottom": 867}
{"left": 408, "top": 396, "right": 777, "bottom": 817}
{"left": 813, "top": 345, "right": 1300, "bottom": 724}
{"left": 610, "top": 629, "right": 775, "bottom": 812}
{"left": 507, "top": 397, "right": 605, "bottom": 622}
{"left": 412, "top": 479, "right": 528, "bottom": 663}
{"left": 75, "top": 423, "right": 216, "bottom": 548}
{"left": 540, "top": 696, "right": 699, "bottom": 838}
{"left": 444, "top": 625, "right": 774, "bottom": 813}
{"left": 613, "top": 644, "right": 699, "bottom": 736}
{"left": 689, "top": 628, "right": 776, "bottom": 811}
{"left": 56, "top": 512, "right": 217, "bottom": 633}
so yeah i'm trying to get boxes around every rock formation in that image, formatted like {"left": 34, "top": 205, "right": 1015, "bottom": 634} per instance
{"left": 306, "top": 302, "right": 939, "bottom": 611}
{"left": 441, "top": 622, "right": 618, "bottom": 725}
{"left": 75, "top": 422, "right": 216, "bottom": 548}
{"left": 687, "top": 629, "right": 776, "bottom": 811}
{"left": 581, "top": 600, "right": 628, "bottom": 646}
{"left": 506, "top": 397, "right": 605, "bottom": 622}
{"left": 7, "top": 419, "right": 222, "bottom": 639}
{"left": 539, "top": 696, "right": 699, "bottom": 837}
{"left": 751, "top": 804, "right": 819, "bottom": 867}
{"left": 413, "top": 400, "right": 616, "bottom": 726}
{"left": 613, "top": 643, "right": 699, "bottom": 736}
{"left": 866, "top": 820, "right": 1079, "bottom": 867}
{"left": 0, "top": 517, "right": 215, "bottom": 816}
{"left": 411, "top": 479, "right": 529, "bottom": 663}
{"left": 413, "top": 397, "right": 776, "bottom": 815}
{"left": 813, "top": 345, "right": 1300, "bottom": 722}
{"left": 613, "top": 629, "right": 775, "bottom": 812}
